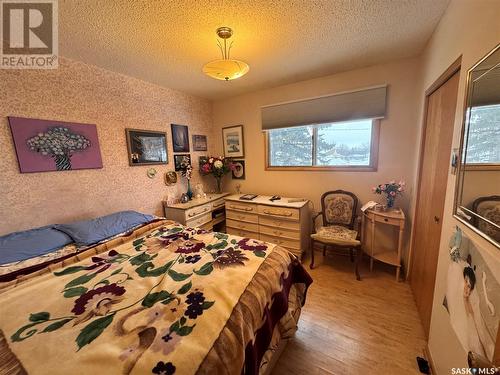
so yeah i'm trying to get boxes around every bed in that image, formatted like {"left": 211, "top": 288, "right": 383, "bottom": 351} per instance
{"left": 0, "top": 217, "right": 312, "bottom": 374}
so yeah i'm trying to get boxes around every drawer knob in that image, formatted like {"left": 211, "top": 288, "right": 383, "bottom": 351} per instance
{"left": 384, "top": 218, "right": 388, "bottom": 222}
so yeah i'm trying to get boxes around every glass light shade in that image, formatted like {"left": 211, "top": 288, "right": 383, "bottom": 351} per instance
{"left": 203, "top": 59, "right": 249, "bottom": 81}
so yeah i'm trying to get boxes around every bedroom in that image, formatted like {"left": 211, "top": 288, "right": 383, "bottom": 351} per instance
{"left": 0, "top": 0, "right": 499, "bottom": 374}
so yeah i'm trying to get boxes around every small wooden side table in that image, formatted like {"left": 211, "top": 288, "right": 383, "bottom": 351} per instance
{"left": 362, "top": 208, "right": 405, "bottom": 281}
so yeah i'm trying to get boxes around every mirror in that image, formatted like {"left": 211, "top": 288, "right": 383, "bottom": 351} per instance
{"left": 454, "top": 44, "right": 500, "bottom": 248}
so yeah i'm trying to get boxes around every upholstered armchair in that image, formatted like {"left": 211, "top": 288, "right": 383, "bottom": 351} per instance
{"left": 310, "top": 190, "right": 362, "bottom": 280}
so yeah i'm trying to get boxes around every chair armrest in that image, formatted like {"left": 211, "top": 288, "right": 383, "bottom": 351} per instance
{"left": 312, "top": 212, "right": 322, "bottom": 234}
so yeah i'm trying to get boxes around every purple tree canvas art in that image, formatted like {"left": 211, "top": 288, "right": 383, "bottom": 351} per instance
{"left": 8, "top": 117, "right": 103, "bottom": 173}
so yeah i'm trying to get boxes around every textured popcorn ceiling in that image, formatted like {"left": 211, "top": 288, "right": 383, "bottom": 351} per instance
{"left": 59, "top": 0, "right": 450, "bottom": 99}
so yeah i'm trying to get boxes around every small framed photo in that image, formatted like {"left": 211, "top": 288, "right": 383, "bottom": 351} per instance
{"left": 222, "top": 125, "right": 244, "bottom": 158}
{"left": 192, "top": 135, "right": 208, "bottom": 151}
{"left": 125, "top": 128, "right": 168, "bottom": 166}
{"left": 171, "top": 124, "right": 190, "bottom": 152}
{"left": 231, "top": 160, "right": 245, "bottom": 180}
{"left": 174, "top": 154, "right": 191, "bottom": 171}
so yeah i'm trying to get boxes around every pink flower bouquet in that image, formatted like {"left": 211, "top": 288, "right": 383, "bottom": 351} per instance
{"left": 372, "top": 180, "right": 405, "bottom": 208}
{"left": 200, "top": 157, "right": 235, "bottom": 193}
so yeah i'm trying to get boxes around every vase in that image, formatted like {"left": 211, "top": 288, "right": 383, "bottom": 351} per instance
{"left": 215, "top": 177, "right": 222, "bottom": 194}
{"left": 386, "top": 195, "right": 395, "bottom": 209}
{"left": 186, "top": 180, "right": 193, "bottom": 200}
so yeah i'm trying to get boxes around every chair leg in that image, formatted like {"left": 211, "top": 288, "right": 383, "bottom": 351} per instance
{"left": 310, "top": 239, "right": 316, "bottom": 269}
{"left": 355, "top": 246, "right": 362, "bottom": 281}
{"left": 349, "top": 248, "right": 354, "bottom": 262}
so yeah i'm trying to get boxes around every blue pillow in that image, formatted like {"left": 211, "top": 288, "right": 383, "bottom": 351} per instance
{"left": 55, "top": 211, "right": 154, "bottom": 247}
{"left": 0, "top": 226, "right": 73, "bottom": 265}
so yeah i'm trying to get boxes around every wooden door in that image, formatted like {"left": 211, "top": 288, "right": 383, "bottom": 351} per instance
{"left": 410, "top": 68, "right": 460, "bottom": 337}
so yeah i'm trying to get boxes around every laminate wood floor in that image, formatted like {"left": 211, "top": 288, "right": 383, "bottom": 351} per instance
{"left": 272, "top": 253, "right": 427, "bottom": 375}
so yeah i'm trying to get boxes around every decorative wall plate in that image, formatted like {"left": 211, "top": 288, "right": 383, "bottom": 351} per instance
{"left": 165, "top": 171, "right": 178, "bottom": 186}
{"left": 147, "top": 168, "right": 157, "bottom": 178}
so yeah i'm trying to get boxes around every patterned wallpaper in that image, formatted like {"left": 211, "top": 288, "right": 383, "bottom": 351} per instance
{"left": 0, "top": 57, "right": 215, "bottom": 235}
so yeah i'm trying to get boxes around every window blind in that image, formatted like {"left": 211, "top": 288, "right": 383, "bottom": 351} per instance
{"left": 261, "top": 85, "right": 387, "bottom": 131}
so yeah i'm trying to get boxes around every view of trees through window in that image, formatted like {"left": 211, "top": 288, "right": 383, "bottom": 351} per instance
{"left": 268, "top": 119, "right": 373, "bottom": 167}
{"left": 466, "top": 104, "right": 500, "bottom": 163}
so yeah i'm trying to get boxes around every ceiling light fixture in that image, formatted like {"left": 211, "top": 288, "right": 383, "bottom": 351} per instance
{"left": 203, "top": 26, "right": 249, "bottom": 81}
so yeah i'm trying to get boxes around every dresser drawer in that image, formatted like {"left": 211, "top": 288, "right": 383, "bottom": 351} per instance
{"left": 185, "top": 203, "right": 211, "bottom": 220}
{"left": 227, "top": 227, "right": 259, "bottom": 239}
{"left": 226, "top": 201, "right": 257, "bottom": 213}
{"left": 258, "top": 205, "right": 299, "bottom": 220}
{"left": 259, "top": 216, "right": 300, "bottom": 230}
{"left": 259, "top": 225, "right": 300, "bottom": 240}
{"left": 226, "top": 219, "right": 259, "bottom": 233}
{"left": 186, "top": 212, "right": 212, "bottom": 228}
{"left": 373, "top": 215, "right": 402, "bottom": 227}
{"left": 259, "top": 233, "right": 301, "bottom": 250}
{"left": 211, "top": 199, "right": 226, "bottom": 210}
{"left": 226, "top": 210, "right": 258, "bottom": 223}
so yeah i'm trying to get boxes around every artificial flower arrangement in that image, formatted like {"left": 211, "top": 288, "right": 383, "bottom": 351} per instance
{"left": 372, "top": 180, "right": 405, "bottom": 208}
{"left": 179, "top": 157, "right": 193, "bottom": 199}
{"left": 200, "top": 156, "right": 235, "bottom": 193}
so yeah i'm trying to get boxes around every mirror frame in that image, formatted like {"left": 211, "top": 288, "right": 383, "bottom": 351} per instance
{"left": 453, "top": 43, "right": 500, "bottom": 249}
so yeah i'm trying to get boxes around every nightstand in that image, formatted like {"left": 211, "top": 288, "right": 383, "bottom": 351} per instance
{"left": 163, "top": 193, "right": 229, "bottom": 231}
{"left": 362, "top": 208, "right": 405, "bottom": 281}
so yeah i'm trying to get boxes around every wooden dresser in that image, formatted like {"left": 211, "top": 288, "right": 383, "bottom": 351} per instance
{"left": 163, "top": 193, "right": 229, "bottom": 230}
{"left": 224, "top": 195, "right": 310, "bottom": 257}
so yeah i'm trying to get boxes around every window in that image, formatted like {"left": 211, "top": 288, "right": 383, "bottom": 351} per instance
{"left": 266, "top": 119, "right": 379, "bottom": 170}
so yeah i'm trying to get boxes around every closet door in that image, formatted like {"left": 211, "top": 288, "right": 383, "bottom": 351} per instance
{"left": 410, "top": 68, "right": 460, "bottom": 337}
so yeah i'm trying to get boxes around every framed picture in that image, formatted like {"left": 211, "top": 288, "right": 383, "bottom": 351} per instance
{"left": 222, "top": 125, "right": 244, "bottom": 158}
{"left": 192, "top": 134, "right": 208, "bottom": 151}
{"left": 174, "top": 154, "right": 191, "bottom": 171}
{"left": 231, "top": 160, "right": 245, "bottom": 179}
{"left": 125, "top": 128, "right": 168, "bottom": 166}
{"left": 171, "top": 124, "right": 190, "bottom": 152}
{"left": 8, "top": 116, "right": 103, "bottom": 173}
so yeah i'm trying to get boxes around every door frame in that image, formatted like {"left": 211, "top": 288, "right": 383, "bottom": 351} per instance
{"left": 407, "top": 56, "right": 462, "bottom": 282}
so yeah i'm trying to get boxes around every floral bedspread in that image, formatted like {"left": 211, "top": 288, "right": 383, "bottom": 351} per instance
{"left": 0, "top": 221, "right": 311, "bottom": 375}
